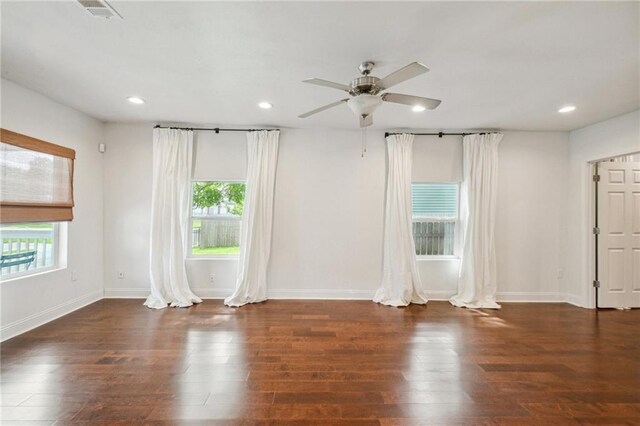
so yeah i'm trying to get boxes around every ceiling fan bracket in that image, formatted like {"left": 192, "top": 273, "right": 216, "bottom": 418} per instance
{"left": 358, "top": 61, "right": 375, "bottom": 76}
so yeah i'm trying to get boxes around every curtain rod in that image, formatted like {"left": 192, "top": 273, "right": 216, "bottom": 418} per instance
{"left": 384, "top": 131, "right": 494, "bottom": 138}
{"left": 154, "top": 125, "right": 280, "bottom": 133}
{"left": 154, "top": 126, "right": 489, "bottom": 137}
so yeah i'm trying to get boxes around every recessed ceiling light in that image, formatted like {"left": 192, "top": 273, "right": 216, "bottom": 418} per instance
{"left": 412, "top": 105, "right": 426, "bottom": 112}
{"left": 258, "top": 102, "right": 273, "bottom": 109}
{"left": 558, "top": 105, "right": 576, "bottom": 113}
{"left": 127, "top": 96, "right": 145, "bottom": 105}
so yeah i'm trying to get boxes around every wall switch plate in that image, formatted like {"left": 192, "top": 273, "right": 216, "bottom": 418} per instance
{"left": 117, "top": 272, "right": 124, "bottom": 279}
{"left": 209, "top": 273, "right": 215, "bottom": 283}
{"left": 71, "top": 270, "right": 78, "bottom": 281}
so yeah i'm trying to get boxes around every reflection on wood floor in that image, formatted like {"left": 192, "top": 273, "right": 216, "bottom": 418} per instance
{"left": 1, "top": 299, "right": 639, "bottom": 424}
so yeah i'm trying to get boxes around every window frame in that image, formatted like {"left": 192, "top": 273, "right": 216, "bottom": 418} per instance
{"left": 188, "top": 180, "right": 245, "bottom": 259}
{"left": 411, "top": 182, "right": 461, "bottom": 260}
{"left": 0, "top": 222, "right": 63, "bottom": 281}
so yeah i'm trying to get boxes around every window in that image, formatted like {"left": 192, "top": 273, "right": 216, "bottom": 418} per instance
{"left": 191, "top": 181, "right": 246, "bottom": 256}
{"left": 1, "top": 222, "right": 60, "bottom": 278}
{"left": 0, "top": 129, "right": 73, "bottom": 279}
{"left": 412, "top": 183, "right": 459, "bottom": 256}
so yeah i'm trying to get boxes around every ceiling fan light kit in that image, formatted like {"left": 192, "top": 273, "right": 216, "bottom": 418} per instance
{"left": 299, "top": 61, "right": 441, "bottom": 128}
{"left": 347, "top": 94, "right": 383, "bottom": 118}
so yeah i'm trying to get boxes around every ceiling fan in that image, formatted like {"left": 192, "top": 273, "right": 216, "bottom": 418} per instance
{"left": 298, "top": 61, "right": 441, "bottom": 128}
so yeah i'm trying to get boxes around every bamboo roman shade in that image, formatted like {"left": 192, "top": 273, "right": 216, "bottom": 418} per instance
{"left": 0, "top": 129, "right": 76, "bottom": 223}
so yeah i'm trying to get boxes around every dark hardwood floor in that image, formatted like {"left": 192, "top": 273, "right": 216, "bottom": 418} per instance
{"left": 1, "top": 299, "right": 639, "bottom": 425}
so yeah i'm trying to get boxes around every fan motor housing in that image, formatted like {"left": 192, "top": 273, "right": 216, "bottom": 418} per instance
{"left": 350, "top": 76, "right": 381, "bottom": 95}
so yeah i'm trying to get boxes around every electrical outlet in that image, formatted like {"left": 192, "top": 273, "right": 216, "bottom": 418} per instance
{"left": 209, "top": 273, "right": 215, "bottom": 283}
{"left": 117, "top": 271, "right": 124, "bottom": 279}
{"left": 71, "top": 270, "right": 78, "bottom": 281}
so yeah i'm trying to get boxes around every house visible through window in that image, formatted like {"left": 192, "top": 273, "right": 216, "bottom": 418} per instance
{"left": 191, "top": 181, "right": 246, "bottom": 256}
{"left": 412, "top": 183, "right": 459, "bottom": 256}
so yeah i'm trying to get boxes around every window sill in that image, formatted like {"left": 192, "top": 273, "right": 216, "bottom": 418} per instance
{"left": 0, "top": 265, "right": 64, "bottom": 283}
{"left": 416, "top": 256, "right": 460, "bottom": 261}
{"left": 187, "top": 256, "right": 239, "bottom": 261}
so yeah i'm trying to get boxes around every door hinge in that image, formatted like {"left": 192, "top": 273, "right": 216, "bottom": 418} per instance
{"left": 593, "top": 280, "right": 600, "bottom": 288}
{"left": 593, "top": 174, "right": 601, "bottom": 182}
{"left": 593, "top": 227, "right": 600, "bottom": 235}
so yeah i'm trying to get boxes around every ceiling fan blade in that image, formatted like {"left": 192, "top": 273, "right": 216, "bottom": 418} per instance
{"left": 360, "top": 115, "right": 373, "bottom": 128}
{"left": 302, "top": 78, "right": 352, "bottom": 92}
{"left": 298, "top": 99, "right": 349, "bottom": 118}
{"left": 376, "top": 62, "right": 429, "bottom": 90}
{"left": 382, "top": 93, "right": 441, "bottom": 110}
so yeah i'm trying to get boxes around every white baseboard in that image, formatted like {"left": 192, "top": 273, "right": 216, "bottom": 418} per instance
{"left": 564, "top": 292, "right": 588, "bottom": 308}
{"left": 267, "top": 288, "right": 375, "bottom": 300}
{"left": 1, "top": 289, "right": 103, "bottom": 342}
{"left": 426, "top": 290, "right": 455, "bottom": 301}
{"left": 104, "top": 288, "right": 572, "bottom": 304}
{"left": 105, "top": 287, "right": 232, "bottom": 299}
{"left": 495, "top": 291, "right": 566, "bottom": 303}
{"left": 105, "top": 287, "right": 156, "bottom": 299}
{"left": 104, "top": 288, "right": 585, "bottom": 307}
{"left": 429, "top": 291, "right": 568, "bottom": 303}
{"left": 104, "top": 287, "right": 375, "bottom": 300}
{"left": 106, "top": 288, "right": 448, "bottom": 301}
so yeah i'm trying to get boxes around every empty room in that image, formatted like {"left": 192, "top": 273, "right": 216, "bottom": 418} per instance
{"left": 1, "top": 1, "right": 639, "bottom": 424}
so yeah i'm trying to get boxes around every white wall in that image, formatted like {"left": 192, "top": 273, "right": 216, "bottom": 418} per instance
{"left": 103, "top": 124, "right": 570, "bottom": 302}
{"left": 102, "top": 126, "right": 389, "bottom": 299}
{"left": 496, "top": 131, "right": 570, "bottom": 301}
{"left": 267, "top": 129, "right": 386, "bottom": 298}
{"left": 102, "top": 124, "right": 153, "bottom": 296}
{"left": 0, "top": 81, "right": 632, "bottom": 342}
{"left": 0, "top": 79, "right": 104, "bottom": 340}
{"left": 566, "top": 110, "right": 640, "bottom": 307}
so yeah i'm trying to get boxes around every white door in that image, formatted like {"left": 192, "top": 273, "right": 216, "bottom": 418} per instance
{"left": 597, "top": 161, "right": 640, "bottom": 308}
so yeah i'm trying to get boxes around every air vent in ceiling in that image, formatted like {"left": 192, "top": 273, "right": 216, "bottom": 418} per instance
{"left": 77, "top": 0, "right": 122, "bottom": 19}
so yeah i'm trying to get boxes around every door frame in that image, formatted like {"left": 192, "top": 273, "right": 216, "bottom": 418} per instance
{"left": 590, "top": 151, "right": 640, "bottom": 309}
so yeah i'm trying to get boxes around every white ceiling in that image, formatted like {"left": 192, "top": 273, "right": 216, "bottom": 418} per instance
{"left": 1, "top": 1, "right": 638, "bottom": 131}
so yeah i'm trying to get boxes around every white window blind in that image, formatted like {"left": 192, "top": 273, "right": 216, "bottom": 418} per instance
{"left": 0, "top": 129, "right": 75, "bottom": 223}
{"left": 412, "top": 183, "right": 458, "bottom": 218}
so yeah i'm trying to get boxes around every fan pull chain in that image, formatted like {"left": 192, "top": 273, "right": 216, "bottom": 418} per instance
{"left": 364, "top": 127, "right": 367, "bottom": 153}
{"left": 361, "top": 127, "right": 367, "bottom": 158}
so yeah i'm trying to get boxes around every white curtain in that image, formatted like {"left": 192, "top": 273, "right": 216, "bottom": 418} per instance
{"left": 144, "top": 128, "right": 202, "bottom": 309}
{"left": 373, "top": 133, "right": 428, "bottom": 307}
{"left": 225, "top": 130, "right": 280, "bottom": 307}
{"left": 450, "top": 133, "right": 503, "bottom": 309}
